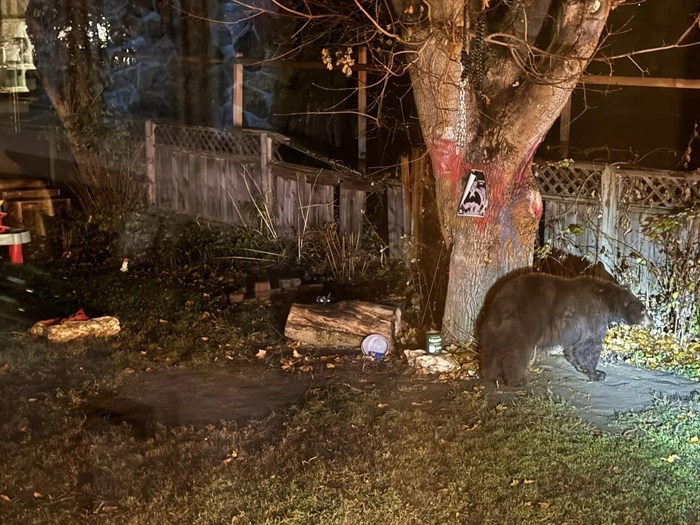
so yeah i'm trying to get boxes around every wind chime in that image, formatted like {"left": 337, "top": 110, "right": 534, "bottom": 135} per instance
{"left": 456, "top": 4, "right": 488, "bottom": 218}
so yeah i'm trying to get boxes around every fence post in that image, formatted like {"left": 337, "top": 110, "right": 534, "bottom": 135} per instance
{"left": 599, "top": 164, "right": 618, "bottom": 274}
{"left": 233, "top": 61, "right": 244, "bottom": 128}
{"left": 387, "top": 183, "right": 405, "bottom": 259}
{"left": 357, "top": 47, "right": 367, "bottom": 175}
{"left": 145, "top": 119, "right": 156, "bottom": 206}
{"left": 48, "top": 127, "right": 57, "bottom": 186}
{"left": 260, "top": 132, "right": 274, "bottom": 218}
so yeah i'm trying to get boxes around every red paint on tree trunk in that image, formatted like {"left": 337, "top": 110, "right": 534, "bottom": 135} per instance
{"left": 427, "top": 138, "right": 465, "bottom": 192}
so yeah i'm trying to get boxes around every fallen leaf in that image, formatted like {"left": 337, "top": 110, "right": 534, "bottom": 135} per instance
{"left": 33, "top": 491, "right": 43, "bottom": 498}
{"left": 1, "top": 494, "right": 10, "bottom": 503}
{"left": 292, "top": 349, "right": 303, "bottom": 359}
{"left": 523, "top": 501, "right": 532, "bottom": 507}
{"left": 665, "top": 454, "right": 680, "bottom": 463}
{"left": 377, "top": 403, "right": 388, "bottom": 408}
{"left": 222, "top": 450, "right": 239, "bottom": 465}
{"left": 201, "top": 336, "right": 209, "bottom": 341}
{"left": 27, "top": 398, "right": 37, "bottom": 403}
{"left": 325, "top": 363, "right": 336, "bottom": 369}
{"left": 158, "top": 319, "right": 169, "bottom": 324}
{"left": 255, "top": 349, "right": 267, "bottom": 359}
{"left": 523, "top": 479, "right": 535, "bottom": 485}
{"left": 538, "top": 501, "right": 550, "bottom": 509}
{"left": 690, "top": 436, "right": 699, "bottom": 444}
{"left": 509, "top": 479, "right": 520, "bottom": 487}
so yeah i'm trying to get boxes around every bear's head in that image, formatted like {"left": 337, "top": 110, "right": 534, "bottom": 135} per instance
{"left": 601, "top": 282, "right": 651, "bottom": 327}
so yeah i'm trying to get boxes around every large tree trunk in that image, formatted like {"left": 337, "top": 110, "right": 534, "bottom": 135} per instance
{"left": 392, "top": 0, "right": 613, "bottom": 340}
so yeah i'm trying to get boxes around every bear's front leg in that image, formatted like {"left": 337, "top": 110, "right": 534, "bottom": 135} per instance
{"left": 565, "top": 341, "right": 606, "bottom": 382}
{"left": 589, "top": 369, "right": 606, "bottom": 381}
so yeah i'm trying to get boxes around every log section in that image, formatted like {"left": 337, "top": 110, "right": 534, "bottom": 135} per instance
{"left": 284, "top": 300, "right": 401, "bottom": 348}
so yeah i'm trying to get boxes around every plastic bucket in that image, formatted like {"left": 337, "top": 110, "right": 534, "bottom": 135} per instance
{"left": 361, "top": 333, "right": 389, "bottom": 360}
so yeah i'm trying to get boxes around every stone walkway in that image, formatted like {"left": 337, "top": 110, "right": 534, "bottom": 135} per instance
{"left": 531, "top": 356, "right": 698, "bottom": 432}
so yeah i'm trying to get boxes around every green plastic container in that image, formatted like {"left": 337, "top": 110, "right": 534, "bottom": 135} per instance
{"left": 426, "top": 330, "right": 442, "bottom": 354}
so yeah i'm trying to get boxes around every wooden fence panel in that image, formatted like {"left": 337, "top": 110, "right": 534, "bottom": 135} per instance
{"left": 145, "top": 121, "right": 405, "bottom": 254}
{"left": 539, "top": 161, "right": 700, "bottom": 299}
{"left": 275, "top": 176, "right": 301, "bottom": 236}
{"left": 306, "top": 182, "right": 334, "bottom": 226}
{"left": 339, "top": 185, "right": 365, "bottom": 236}
{"left": 541, "top": 199, "right": 600, "bottom": 256}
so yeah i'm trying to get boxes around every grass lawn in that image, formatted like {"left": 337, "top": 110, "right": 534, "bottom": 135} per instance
{"left": 1, "top": 268, "right": 700, "bottom": 524}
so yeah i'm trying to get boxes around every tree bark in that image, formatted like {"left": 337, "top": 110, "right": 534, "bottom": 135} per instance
{"left": 391, "top": 0, "right": 613, "bottom": 340}
{"left": 285, "top": 300, "right": 401, "bottom": 348}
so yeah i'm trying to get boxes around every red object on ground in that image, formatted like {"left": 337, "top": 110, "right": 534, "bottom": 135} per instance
{"left": 39, "top": 308, "right": 91, "bottom": 327}
{"left": 0, "top": 229, "right": 31, "bottom": 265}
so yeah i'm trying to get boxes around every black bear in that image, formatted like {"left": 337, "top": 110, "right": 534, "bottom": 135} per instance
{"left": 478, "top": 272, "right": 650, "bottom": 386}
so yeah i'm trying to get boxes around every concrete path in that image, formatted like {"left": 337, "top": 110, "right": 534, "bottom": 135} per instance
{"left": 537, "top": 356, "right": 699, "bottom": 432}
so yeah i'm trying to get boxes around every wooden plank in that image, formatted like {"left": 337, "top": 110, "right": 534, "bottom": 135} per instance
{"left": 308, "top": 183, "right": 333, "bottom": 226}
{"left": 145, "top": 120, "right": 156, "bottom": 205}
{"left": 221, "top": 157, "right": 236, "bottom": 224}
{"left": 599, "top": 165, "right": 618, "bottom": 274}
{"left": 174, "top": 151, "right": 187, "bottom": 213}
{"left": 233, "top": 63, "right": 243, "bottom": 127}
{"left": 580, "top": 75, "right": 700, "bottom": 90}
{"left": 154, "top": 147, "right": 169, "bottom": 209}
{"left": 339, "top": 185, "right": 364, "bottom": 236}
{"left": 270, "top": 162, "right": 375, "bottom": 190}
{"left": 189, "top": 153, "right": 203, "bottom": 216}
{"left": 0, "top": 178, "right": 46, "bottom": 191}
{"left": 357, "top": 47, "right": 367, "bottom": 175}
{"left": 2, "top": 188, "right": 60, "bottom": 200}
{"left": 275, "top": 176, "right": 298, "bottom": 237}
{"left": 387, "top": 186, "right": 405, "bottom": 258}
{"left": 207, "top": 156, "right": 223, "bottom": 221}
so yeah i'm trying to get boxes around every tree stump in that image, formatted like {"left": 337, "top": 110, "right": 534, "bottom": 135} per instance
{"left": 284, "top": 300, "right": 401, "bottom": 349}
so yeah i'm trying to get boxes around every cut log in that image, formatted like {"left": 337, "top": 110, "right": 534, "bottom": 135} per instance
{"left": 29, "top": 316, "right": 121, "bottom": 343}
{"left": 284, "top": 300, "right": 401, "bottom": 349}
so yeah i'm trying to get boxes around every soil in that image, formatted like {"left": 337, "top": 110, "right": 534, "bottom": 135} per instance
{"left": 83, "top": 356, "right": 458, "bottom": 439}
{"left": 80, "top": 350, "right": 700, "bottom": 440}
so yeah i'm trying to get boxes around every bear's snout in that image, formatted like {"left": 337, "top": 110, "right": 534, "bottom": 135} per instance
{"left": 639, "top": 311, "right": 653, "bottom": 328}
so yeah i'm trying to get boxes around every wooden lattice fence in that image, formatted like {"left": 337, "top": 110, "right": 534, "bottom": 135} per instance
{"left": 536, "top": 161, "right": 700, "bottom": 299}
{"left": 144, "top": 121, "right": 405, "bottom": 255}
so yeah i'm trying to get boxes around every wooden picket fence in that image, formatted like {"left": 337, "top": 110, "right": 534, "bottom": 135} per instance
{"left": 537, "top": 160, "right": 700, "bottom": 298}
{"left": 143, "top": 121, "right": 406, "bottom": 255}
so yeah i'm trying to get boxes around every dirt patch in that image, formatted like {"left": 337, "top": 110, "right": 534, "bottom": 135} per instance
{"left": 87, "top": 365, "right": 312, "bottom": 431}
{"left": 85, "top": 357, "right": 460, "bottom": 438}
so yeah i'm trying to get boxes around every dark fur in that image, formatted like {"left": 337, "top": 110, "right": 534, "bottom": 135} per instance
{"left": 478, "top": 272, "right": 649, "bottom": 386}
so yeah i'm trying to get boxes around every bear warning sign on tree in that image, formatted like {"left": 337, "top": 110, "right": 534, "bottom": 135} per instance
{"left": 457, "top": 169, "right": 487, "bottom": 217}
